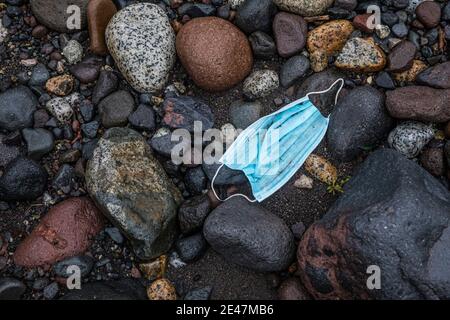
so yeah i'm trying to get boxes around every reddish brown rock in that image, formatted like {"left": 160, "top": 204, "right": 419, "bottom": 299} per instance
{"left": 387, "top": 40, "right": 417, "bottom": 72}
{"left": 273, "top": 12, "right": 308, "bottom": 58}
{"left": 87, "top": 0, "right": 117, "bottom": 56}
{"left": 416, "top": 1, "right": 441, "bottom": 29}
{"left": 297, "top": 149, "right": 450, "bottom": 300}
{"left": 335, "top": 37, "right": 386, "bottom": 72}
{"left": 45, "top": 75, "right": 75, "bottom": 96}
{"left": 352, "top": 14, "right": 374, "bottom": 33}
{"left": 386, "top": 86, "right": 450, "bottom": 123}
{"left": 176, "top": 17, "right": 253, "bottom": 92}
{"left": 278, "top": 278, "right": 310, "bottom": 300}
{"left": 14, "top": 197, "right": 104, "bottom": 268}
{"left": 417, "top": 62, "right": 450, "bottom": 89}
{"left": 307, "top": 20, "right": 354, "bottom": 56}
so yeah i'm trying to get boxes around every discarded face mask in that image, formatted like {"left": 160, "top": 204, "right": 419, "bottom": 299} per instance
{"left": 212, "top": 78, "right": 345, "bottom": 203}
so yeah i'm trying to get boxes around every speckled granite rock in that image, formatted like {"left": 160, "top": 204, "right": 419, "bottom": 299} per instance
{"left": 386, "top": 86, "right": 450, "bottom": 123}
{"left": 273, "top": 0, "right": 334, "bottom": 16}
{"left": 307, "top": 20, "right": 354, "bottom": 72}
{"left": 0, "top": 156, "right": 48, "bottom": 202}
{"left": 106, "top": 3, "right": 176, "bottom": 93}
{"left": 335, "top": 38, "right": 386, "bottom": 72}
{"left": 86, "top": 128, "right": 183, "bottom": 260}
{"left": 243, "top": 70, "right": 280, "bottom": 100}
{"left": 176, "top": 17, "right": 253, "bottom": 92}
{"left": 388, "top": 121, "right": 434, "bottom": 158}
{"left": 45, "top": 75, "right": 75, "bottom": 96}
{"left": 30, "top": 0, "right": 89, "bottom": 33}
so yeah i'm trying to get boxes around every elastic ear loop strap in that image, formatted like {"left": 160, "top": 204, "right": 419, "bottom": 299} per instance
{"left": 306, "top": 78, "right": 345, "bottom": 106}
{"left": 211, "top": 78, "right": 345, "bottom": 203}
{"left": 211, "top": 164, "right": 257, "bottom": 203}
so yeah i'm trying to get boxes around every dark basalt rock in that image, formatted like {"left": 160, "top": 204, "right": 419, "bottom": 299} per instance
{"left": 386, "top": 86, "right": 450, "bottom": 123}
{"left": 204, "top": 197, "right": 295, "bottom": 272}
{"left": 298, "top": 149, "right": 450, "bottom": 299}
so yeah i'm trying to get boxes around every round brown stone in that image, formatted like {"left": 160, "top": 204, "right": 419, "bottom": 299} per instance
{"left": 45, "top": 75, "right": 75, "bottom": 96}
{"left": 13, "top": 197, "right": 104, "bottom": 268}
{"left": 176, "top": 17, "right": 253, "bottom": 92}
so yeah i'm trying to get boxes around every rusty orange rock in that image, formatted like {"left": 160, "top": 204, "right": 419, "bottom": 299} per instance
{"left": 14, "top": 197, "right": 104, "bottom": 268}
{"left": 176, "top": 17, "right": 253, "bottom": 92}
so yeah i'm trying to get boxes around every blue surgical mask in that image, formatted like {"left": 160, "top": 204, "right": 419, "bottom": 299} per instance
{"left": 212, "top": 78, "right": 344, "bottom": 203}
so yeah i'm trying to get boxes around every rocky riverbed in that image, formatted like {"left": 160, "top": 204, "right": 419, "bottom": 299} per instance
{"left": 0, "top": 0, "right": 450, "bottom": 300}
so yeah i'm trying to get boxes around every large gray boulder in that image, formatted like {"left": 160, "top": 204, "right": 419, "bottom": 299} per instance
{"left": 204, "top": 197, "right": 295, "bottom": 272}
{"left": 327, "top": 86, "right": 394, "bottom": 162}
{"left": 30, "top": 0, "right": 89, "bottom": 33}
{"left": 86, "top": 128, "right": 182, "bottom": 260}
{"left": 298, "top": 149, "right": 450, "bottom": 300}
{"left": 106, "top": 3, "right": 176, "bottom": 92}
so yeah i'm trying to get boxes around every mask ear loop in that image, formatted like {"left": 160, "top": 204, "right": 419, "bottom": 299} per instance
{"left": 211, "top": 164, "right": 258, "bottom": 203}
{"left": 306, "top": 78, "right": 345, "bottom": 106}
